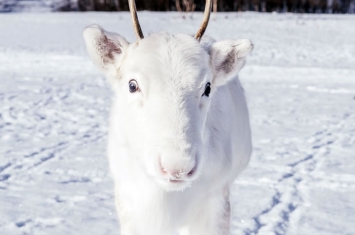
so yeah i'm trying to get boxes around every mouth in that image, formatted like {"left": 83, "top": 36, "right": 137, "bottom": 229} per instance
{"left": 157, "top": 178, "right": 191, "bottom": 191}
{"left": 169, "top": 178, "right": 184, "bottom": 183}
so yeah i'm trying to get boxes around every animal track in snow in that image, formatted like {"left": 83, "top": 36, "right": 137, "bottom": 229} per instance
{"left": 243, "top": 113, "right": 355, "bottom": 235}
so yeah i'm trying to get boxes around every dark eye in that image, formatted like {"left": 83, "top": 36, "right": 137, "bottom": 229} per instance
{"left": 129, "top": 79, "right": 139, "bottom": 93}
{"left": 203, "top": 82, "right": 211, "bottom": 97}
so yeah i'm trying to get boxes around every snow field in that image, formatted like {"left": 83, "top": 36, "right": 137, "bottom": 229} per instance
{"left": 0, "top": 12, "right": 354, "bottom": 235}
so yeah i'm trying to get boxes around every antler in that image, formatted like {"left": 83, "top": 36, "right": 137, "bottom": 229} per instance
{"left": 128, "top": 0, "right": 211, "bottom": 42}
{"left": 194, "top": 0, "right": 212, "bottom": 41}
{"left": 128, "top": 0, "right": 144, "bottom": 40}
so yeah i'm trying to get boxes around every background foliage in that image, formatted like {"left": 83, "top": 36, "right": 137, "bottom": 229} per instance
{"left": 77, "top": 0, "right": 355, "bottom": 13}
{"left": 0, "top": 0, "right": 354, "bottom": 13}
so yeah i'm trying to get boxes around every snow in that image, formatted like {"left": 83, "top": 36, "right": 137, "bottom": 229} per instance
{"left": 0, "top": 12, "right": 355, "bottom": 235}
{"left": 0, "top": 0, "right": 77, "bottom": 12}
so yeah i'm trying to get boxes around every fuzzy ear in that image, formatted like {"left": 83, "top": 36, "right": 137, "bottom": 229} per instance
{"left": 83, "top": 25, "right": 129, "bottom": 75}
{"left": 209, "top": 39, "right": 253, "bottom": 87}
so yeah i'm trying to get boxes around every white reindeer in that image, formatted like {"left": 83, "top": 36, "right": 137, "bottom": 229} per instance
{"left": 83, "top": 0, "right": 253, "bottom": 234}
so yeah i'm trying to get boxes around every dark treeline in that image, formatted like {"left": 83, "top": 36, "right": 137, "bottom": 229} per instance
{"left": 77, "top": 0, "right": 355, "bottom": 13}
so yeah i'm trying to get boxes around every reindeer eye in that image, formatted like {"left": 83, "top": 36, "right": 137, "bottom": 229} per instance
{"left": 129, "top": 79, "right": 139, "bottom": 93}
{"left": 203, "top": 82, "right": 211, "bottom": 97}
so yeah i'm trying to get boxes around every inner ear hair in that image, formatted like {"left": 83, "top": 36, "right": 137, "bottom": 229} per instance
{"left": 83, "top": 25, "right": 129, "bottom": 74}
{"left": 96, "top": 33, "right": 122, "bottom": 66}
{"left": 215, "top": 39, "right": 253, "bottom": 75}
{"left": 217, "top": 49, "right": 236, "bottom": 74}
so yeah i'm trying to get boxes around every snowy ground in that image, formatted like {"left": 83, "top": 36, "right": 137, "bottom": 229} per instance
{"left": 0, "top": 12, "right": 354, "bottom": 235}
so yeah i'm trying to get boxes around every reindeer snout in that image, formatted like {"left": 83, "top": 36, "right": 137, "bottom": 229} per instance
{"left": 158, "top": 156, "right": 198, "bottom": 181}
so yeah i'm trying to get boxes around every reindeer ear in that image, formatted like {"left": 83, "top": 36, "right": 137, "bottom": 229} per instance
{"left": 83, "top": 25, "right": 129, "bottom": 75}
{"left": 209, "top": 39, "right": 253, "bottom": 87}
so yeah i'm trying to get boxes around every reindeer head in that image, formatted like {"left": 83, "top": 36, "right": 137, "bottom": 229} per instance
{"left": 83, "top": 0, "right": 253, "bottom": 191}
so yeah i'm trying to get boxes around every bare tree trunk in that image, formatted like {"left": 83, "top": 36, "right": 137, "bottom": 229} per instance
{"left": 115, "top": 0, "right": 120, "bottom": 10}
{"left": 212, "top": 0, "right": 217, "bottom": 19}
{"left": 213, "top": 0, "right": 218, "bottom": 12}
{"left": 176, "top": 0, "right": 182, "bottom": 11}
{"left": 176, "top": 0, "right": 196, "bottom": 18}
{"left": 261, "top": 0, "right": 266, "bottom": 11}
{"left": 90, "top": 0, "right": 95, "bottom": 10}
{"left": 165, "top": 0, "right": 170, "bottom": 11}
{"left": 244, "top": 0, "right": 250, "bottom": 10}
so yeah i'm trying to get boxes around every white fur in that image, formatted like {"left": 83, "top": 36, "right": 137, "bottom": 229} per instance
{"left": 83, "top": 24, "right": 253, "bottom": 235}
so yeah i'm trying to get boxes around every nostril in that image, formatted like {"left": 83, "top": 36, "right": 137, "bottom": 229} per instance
{"left": 159, "top": 159, "right": 167, "bottom": 175}
{"left": 187, "top": 162, "right": 198, "bottom": 177}
{"left": 187, "top": 154, "right": 198, "bottom": 177}
{"left": 158, "top": 155, "right": 198, "bottom": 178}
{"left": 187, "top": 167, "right": 195, "bottom": 177}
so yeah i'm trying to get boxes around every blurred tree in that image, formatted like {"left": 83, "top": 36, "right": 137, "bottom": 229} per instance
{"left": 74, "top": 0, "right": 354, "bottom": 13}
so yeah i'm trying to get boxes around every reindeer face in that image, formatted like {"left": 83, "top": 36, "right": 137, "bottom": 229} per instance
{"left": 119, "top": 34, "right": 211, "bottom": 191}
{"left": 83, "top": 13, "right": 252, "bottom": 192}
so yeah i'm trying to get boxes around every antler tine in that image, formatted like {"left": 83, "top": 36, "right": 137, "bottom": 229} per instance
{"left": 195, "top": 0, "right": 212, "bottom": 41}
{"left": 128, "top": 0, "right": 144, "bottom": 40}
